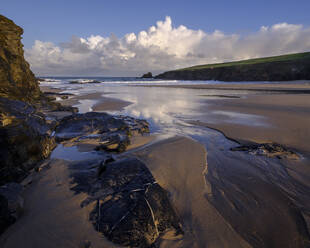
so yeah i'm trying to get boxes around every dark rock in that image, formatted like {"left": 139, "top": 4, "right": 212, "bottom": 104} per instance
{"left": 0, "top": 97, "right": 57, "bottom": 185}
{"left": 231, "top": 142, "right": 299, "bottom": 159}
{"left": 55, "top": 112, "right": 127, "bottom": 141}
{"left": 36, "top": 78, "right": 46, "bottom": 82}
{"left": 97, "top": 155, "right": 116, "bottom": 177}
{"left": 69, "top": 80, "right": 101, "bottom": 84}
{"left": 0, "top": 15, "right": 73, "bottom": 186}
{"left": 70, "top": 158, "right": 183, "bottom": 247}
{"left": 95, "top": 133, "right": 130, "bottom": 153}
{"left": 43, "top": 91, "right": 74, "bottom": 100}
{"left": 55, "top": 112, "right": 149, "bottom": 153}
{"left": 141, "top": 72, "right": 153, "bottom": 79}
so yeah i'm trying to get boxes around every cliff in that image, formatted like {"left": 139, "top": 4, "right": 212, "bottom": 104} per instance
{"left": 0, "top": 16, "right": 71, "bottom": 234}
{"left": 0, "top": 15, "right": 41, "bottom": 102}
{"left": 155, "top": 52, "right": 310, "bottom": 81}
{"left": 0, "top": 16, "right": 62, "bottom": 187}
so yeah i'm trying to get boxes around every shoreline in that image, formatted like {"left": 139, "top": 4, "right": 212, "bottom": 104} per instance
{"left": 1, "top": 83, "right": 309, "bottom": 247}
{"left": 129, "top": 82, "right": 310, "bottom": 154}
{"left": 40, "top": 85, "right": 132, "bottom": 112}
{"left": 134, "top": 82, "right": 310, "bottom": 92}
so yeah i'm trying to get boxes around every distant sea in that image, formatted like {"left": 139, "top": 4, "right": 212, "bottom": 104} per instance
{"left": 39, "top": 76, "right": 307, "bottom": 87}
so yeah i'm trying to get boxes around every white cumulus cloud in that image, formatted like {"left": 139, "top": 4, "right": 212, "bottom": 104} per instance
{"left": 25, "top": 16, "right": 310, "bottom": 76}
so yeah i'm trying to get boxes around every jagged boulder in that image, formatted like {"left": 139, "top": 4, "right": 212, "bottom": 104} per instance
{"left": 0, "top": 15, "right": 41, "bottom": 102}
{"left": 70, "top": 157, "right": 183, "bottom": 247}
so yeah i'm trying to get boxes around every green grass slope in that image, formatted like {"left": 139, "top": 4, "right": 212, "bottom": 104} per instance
{"left": 155, "top": 52, "right": 310, "bottom": 81}
{"left": 177, "top": 52, "right": 310, "bottom": 71}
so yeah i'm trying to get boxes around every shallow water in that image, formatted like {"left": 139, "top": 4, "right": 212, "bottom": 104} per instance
{"left": 43, "top": 79, "right": 310, "bottom": 247}
{"left": 47, "top": 79, "right": 265, "bottom": 158}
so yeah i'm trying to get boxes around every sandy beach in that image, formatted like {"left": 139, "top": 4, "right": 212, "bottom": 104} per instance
{"left": 140, "top": 83, "right": 310, "bottom": 153}
{"left": 134, "top": 136, "right": 251, "bottom": 248}
{"left": 1, "top": 83, "right": 306, "bottom": 248}
{"left": 2, "top": 7, "right": 310, "bottom": 247}
{"left": 40, "top": 86, "right": 131, "bottom": 112}
{"left": 0, "top": 159, "right": 122, "bottom": 248}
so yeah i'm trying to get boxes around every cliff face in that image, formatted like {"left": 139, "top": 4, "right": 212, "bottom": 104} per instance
{"left": 0, "top": 15, "right": 57, "bottom": 187}
{"left": 0, "top": 15, "right": 41, "bottom": 102}
{"left": 156, "top": 54, "right": 310, "bottom": 81}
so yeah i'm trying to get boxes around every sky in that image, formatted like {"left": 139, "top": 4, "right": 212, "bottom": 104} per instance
{"left": 1, "top": 0, "right": 310, "bottom": 76}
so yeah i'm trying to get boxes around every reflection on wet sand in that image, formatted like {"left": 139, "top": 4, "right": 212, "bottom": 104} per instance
{"left": 31, "top": 82, "right": 310, "bottom": 247}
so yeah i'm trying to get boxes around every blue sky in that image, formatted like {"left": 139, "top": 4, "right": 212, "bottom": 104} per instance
{"left": 1, "top": 0, "right": 310, "bottom": 76}
{"left": 1, "top": 0, "right": 309, "bottom": 48}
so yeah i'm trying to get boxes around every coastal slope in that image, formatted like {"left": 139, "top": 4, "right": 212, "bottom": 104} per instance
{"left": 155, "top": 52, "right": 310, "bottom": 81}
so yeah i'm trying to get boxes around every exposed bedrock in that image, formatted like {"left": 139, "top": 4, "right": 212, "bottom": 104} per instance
{"left": 0, "top": 97, "right": 57, "bottom": 186}
{"left": 55, "top": 112, "right": 150, "bottom": 152}
{"left": 69, "top": 157, "right": 183, "bottom": 247}
{"left": 231, "top": 142, "right": 300, "bottom": 160}
{"left": 205, "top": 150, "right": 310, "bottom": 248}
{"left": 0, "top": 15, "right": 41, "bottom": 102}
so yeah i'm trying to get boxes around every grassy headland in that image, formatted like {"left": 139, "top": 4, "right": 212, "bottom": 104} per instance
{"left": 155, "top": 52, "right": 310, "bottom": 81}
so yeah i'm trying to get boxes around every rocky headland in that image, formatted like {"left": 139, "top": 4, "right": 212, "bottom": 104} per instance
{"left": 155, "top": 52, "right": 310, "bottom": 81}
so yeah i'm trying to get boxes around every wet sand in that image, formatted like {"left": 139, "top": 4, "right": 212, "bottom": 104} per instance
{"left": 141, "top": 83, "right": 310, "bottom": 153}
{"left": 135, "top": 136, "right": 251, "bottom": 248}
{"left": 7, "top": 83, "right": 306, "bottom": 248}
{"left": 0, "top": 159, "right": 121, "bottom": 248}
{"left": 197, "top": 93, "right": 310, "bottom": 154}
{"left": 40, "top": 86, "right": 132, "bottom": 112}
{"left": 92, "top": 97, "right": 131, "bottom": 112}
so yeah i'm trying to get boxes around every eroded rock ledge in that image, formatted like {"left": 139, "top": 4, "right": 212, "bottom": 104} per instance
{"left": 55, "top": 112, "right": 150, "bottom": 153}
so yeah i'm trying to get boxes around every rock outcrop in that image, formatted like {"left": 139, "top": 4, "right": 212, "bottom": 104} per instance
{"left": 0, "top": 15, "right": 41, "bottom": 102}
{"left": 55, "top": 112, "right": 149, "bottom": 153}
{"left": 141, "top": 72, "right": 153, "bottom": 79}
{"left": 231, "top": 142, "right": 300, "bottom": 159}
{"left": 0, "top": 97, "right": 57, "bottom": 186}
{"left": 156, "top": 52, "right": 310, "bottom": 81}
{"left": 70, "top": 157, "right": 183, "bottom": 247}
{"left": 69, "top": 80, "right": 101, "bottom": 84}
{"left": 0, "top": 15, "right": 74, "bottom": 188}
